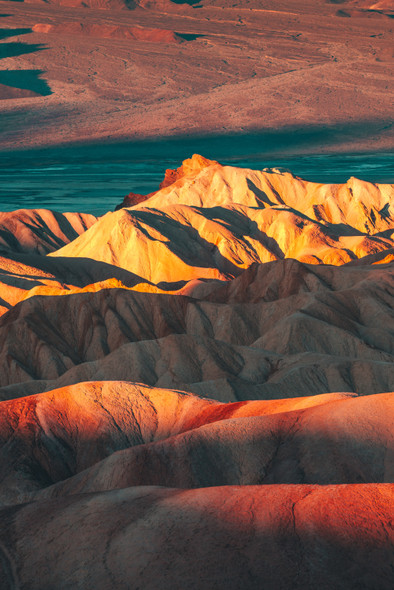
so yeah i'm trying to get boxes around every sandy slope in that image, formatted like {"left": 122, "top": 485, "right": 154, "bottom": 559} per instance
{"left": 0, "top": 0, "right": 393, "bottom": 150}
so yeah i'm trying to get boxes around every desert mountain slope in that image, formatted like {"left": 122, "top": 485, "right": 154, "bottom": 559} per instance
{"left": 0, "top": 381, "right": 348, "bottom": 502}
{"left": 0, "top": 208, "right": 97, "bottom": 255}
{"left": 0, "top": 380, "right": 392, "bottom": 505}
{"left": 0, "top": 159, "right": 393, "bottom": 588}
{"left": 0, "top": 484, "right": 393, "bottom": 590}
{"left": 0, "top": 259, "right": 392, "bottom": 399}
{"left": 0, "top": 381, "right": 213, "bottom": 503}
{"left": 53, "top": 156, "right": 394, "bottom": 279}
{"left": 0, "top": 160, "right": 392, "bottom": 400}
{"left": 33, "top": 390, "right": 394, "bottom": 501}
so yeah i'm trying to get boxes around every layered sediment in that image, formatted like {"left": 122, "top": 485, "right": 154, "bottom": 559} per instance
{"left": 0, "top": 157, "right": 393, "bottom": 589}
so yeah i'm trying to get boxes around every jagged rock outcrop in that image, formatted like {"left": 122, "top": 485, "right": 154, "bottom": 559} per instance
{"left": 117, "top": 155, "right": 394, "bottom": 234}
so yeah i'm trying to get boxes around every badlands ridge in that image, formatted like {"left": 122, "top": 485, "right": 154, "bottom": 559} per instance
{"left": 0, "top": 156, "right": 393, "bottom": 589}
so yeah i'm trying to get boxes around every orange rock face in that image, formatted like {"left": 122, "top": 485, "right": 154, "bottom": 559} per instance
{"left": 32, "top": 22, "right": 187, "bottom": 43}
{"left": 0, "top": 159, "right": 393, "bottom": 588}
{"left": 159, "top": 154, "right": 219, "bottom": 189}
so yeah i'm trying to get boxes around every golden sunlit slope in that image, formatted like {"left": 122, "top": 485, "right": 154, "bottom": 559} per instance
{"left": 53, "top": 157, "right": 394, "bottom": 280}
{"left": 0, "top": 251, "right": 149, "bottom": 315}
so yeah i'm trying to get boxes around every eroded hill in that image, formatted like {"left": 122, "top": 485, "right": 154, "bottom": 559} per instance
{"left": 0, "top": 157, "right": 393, "bottom": 589}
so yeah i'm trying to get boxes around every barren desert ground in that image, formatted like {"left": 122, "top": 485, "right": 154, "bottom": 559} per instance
{"left": 0, "top": 1, "right": 393, "bottom": 589}
{"left": 0, "top": 0, "right": 393, "bottom": 150}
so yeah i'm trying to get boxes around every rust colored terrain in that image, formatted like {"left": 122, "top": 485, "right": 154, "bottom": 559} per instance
{"left": 0, "top": 0, "right": 393, "bottom": 150}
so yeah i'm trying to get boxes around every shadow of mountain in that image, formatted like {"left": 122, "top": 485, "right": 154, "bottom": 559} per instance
{"left": 0, "top": 41, "right": 46, "bottom": 59}
{"left": 1, "top": 119, "right": 393, "bottom": 166}
{"left": 246, "top": 179, "right": 275, "bottom": 206}
{"left": 373, "top": 10, "right": 394, "bottom": 18}
{"left": 53, "top": 420, "right": 392, "bottom": 491}
{"left": 201, "top": 205, "right": 286, "bottom": 259}
{"left": 129, "top": 207, "right": 246, "bottom": 276}
{"left": 0, "top": 27, "right": 31, "bottom": 40}
{"left": 171, "top": 0, "right": 202, "bottom": 4}
{"left": 376, "top": 227, "right": 394, "bottom": 238}
{"left": 0, "top": 27, "right": 52, "bottom": 97}
{"left": 0, "top": 70, "right": 52, "bottom": 96}
{"left": 176, "top": 33, "right": 205, "bottom": 41}
{"left": 0, "top": 251, "right": 146, "bottom": 287}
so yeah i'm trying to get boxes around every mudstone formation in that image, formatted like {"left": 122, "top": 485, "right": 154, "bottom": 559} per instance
{"left": 0, "top": 155, "right": 393, "bottom": 589}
